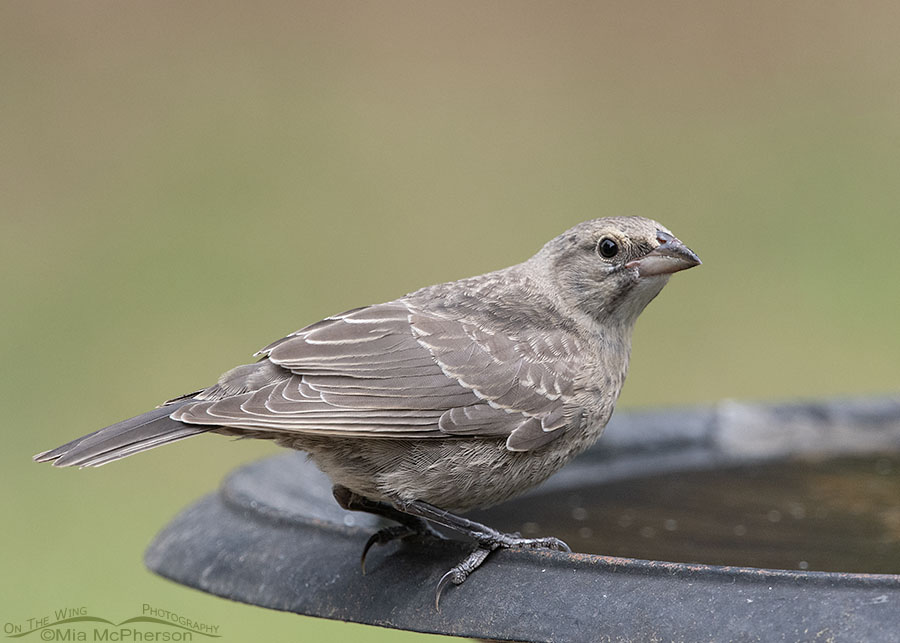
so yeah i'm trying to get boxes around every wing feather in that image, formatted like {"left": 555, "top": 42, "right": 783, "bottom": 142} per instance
{"left": 173, "top": 300, "right": 586, "bottom": 451}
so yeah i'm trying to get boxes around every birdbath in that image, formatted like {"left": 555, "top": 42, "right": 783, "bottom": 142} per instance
{"left": 145, "top": 395, "right": 900, "bottom": 641}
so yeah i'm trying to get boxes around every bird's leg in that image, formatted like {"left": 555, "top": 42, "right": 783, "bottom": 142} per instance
{"left": 397, "top": 499, "right": 570, "bottom": 608}
{"left": 399, "top": 499, "right": 571, "bottom": 551}
{"left": 332, "top": 485, "right": 444, "bottom": 573}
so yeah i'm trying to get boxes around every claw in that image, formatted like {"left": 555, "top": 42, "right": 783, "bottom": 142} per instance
{"left": 533, "top": 536, "right": 571, "bottom": 552}
{"left": 433, "top": 546, "right": 492, "bottom": 610}
{"left": 360, "top": 524, "right": 417, "bottom": 574}
{"left": 434, "top": 568, "right": 458, "bottom": 611}
{"left": 360, "top": 533, "right": 379, "bottom": 575}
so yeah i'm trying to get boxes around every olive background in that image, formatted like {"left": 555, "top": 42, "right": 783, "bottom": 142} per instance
{"left": 3, "top": 2, "right": 899, "bottom": 641}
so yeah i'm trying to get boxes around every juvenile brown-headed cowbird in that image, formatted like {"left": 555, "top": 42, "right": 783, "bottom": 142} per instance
{"left": 35, "top": 216, "right": 700, "bottom": 606}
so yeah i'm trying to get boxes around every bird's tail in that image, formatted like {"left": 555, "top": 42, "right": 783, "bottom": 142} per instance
{"left": 33, "top": 398, "right": 208, "bottom": 468}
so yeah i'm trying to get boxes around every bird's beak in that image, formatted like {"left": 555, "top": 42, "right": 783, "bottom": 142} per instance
{"left": 626, "top": 233, "right": 701, "bottom": 277}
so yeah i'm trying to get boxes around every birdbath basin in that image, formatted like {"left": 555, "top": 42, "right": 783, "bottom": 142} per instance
{"left": 145, "top": 395, "right": 900, "bottom": 641}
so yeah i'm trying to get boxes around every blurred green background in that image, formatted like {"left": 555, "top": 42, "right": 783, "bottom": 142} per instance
{"left": 3, "top": 2, "right": 899, "bottom": 641}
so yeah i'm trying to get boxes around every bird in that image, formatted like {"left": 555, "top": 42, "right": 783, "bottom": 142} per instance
{"left": 35, "top": 216, "right": 700, "bottom": 608}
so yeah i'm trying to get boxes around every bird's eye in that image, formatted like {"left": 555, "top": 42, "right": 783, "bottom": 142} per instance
{"left": 597, "top": 237, "right": 619, "bottom": 259}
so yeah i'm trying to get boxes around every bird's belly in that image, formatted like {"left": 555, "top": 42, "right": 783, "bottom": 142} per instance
{"left": 290, "top": 432, "right": 599, "bottom": 513}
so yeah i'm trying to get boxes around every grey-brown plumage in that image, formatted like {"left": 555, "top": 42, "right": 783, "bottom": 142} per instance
{"left": 35, "top": 216, "right": 700, "bottom": 604}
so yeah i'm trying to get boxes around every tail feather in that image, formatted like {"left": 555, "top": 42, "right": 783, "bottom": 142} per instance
{"left": 34, "top": 399, "right": 209, "bottom": 468}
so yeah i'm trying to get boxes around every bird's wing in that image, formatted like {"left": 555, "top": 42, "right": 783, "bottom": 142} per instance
{"left": 408, "top": 307, "right": 586, "bottom": 450}
{"left": 172, "top": 301, "right": 586, "bottom": 451}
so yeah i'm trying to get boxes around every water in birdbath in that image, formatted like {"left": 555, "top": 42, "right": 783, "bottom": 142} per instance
{"left": 475, "top": 455, "right": 900, "bottom": 574}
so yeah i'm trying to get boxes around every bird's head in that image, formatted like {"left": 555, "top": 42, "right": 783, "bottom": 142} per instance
{"left": 536, "top": 216, "right": 701, "bottom": 326}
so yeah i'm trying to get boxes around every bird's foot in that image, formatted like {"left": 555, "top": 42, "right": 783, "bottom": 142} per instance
{"left": 434, "top": 533, "right": 570, "bottom": 610}
{"left": 360, "top": 522, "right": 444, "bottom": 574}
{"left": 391, "top": 498, "right": 572, "bottom": 608}
{"left": 435, "top": 546, "right": 492, "bottom": 609}
{"left": 473, "top": 532, "right": 571, "bottom": 552}
{"left": 337, "top": 491, "right": 571, "bottom": 609}
{"left": 332, "top": 485, "right": 447, "bottom": 574}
